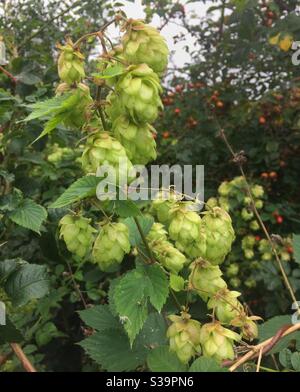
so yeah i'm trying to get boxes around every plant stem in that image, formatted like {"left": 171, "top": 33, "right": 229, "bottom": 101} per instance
{"left": 10, "top": 343, "right": 36, "bottom": 372}
{"left": 217, "top": 125, "right": 300, "bottom": 314}
{"left": 0, "top": 65, "right": 17, "bottom": 83}
{"left": 133, "top": 216, "right": 156, "bottom": 263}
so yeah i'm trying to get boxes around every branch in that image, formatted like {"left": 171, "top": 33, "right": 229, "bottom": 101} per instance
{"left": 224, "top": 323, "right": 300, "bottom": 371}
{"left": 10, "top": 343, "right": 36, "bottom": 372}
{"left": 0, "top": 65, "right": 17, "bottom": 84}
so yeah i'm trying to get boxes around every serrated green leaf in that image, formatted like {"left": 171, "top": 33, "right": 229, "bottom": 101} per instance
{"left": 5, "top": 264, "right": 49, "bottom": 306}
{"left": 49, "top": 176, "right": 101, "bottom": 208}
{"left": 279, "top": 348, "right": 292, "bottom": 368}
{"left": 114, "top": 269, "right": 148, "bottom": 346}
{"left": 293, "top": 234, "right": 300, "bottom": 264}
{"left": 93, "top": 63, "right": 125, "bottom": 79}
{"left": 9, "top": 199, "right": 47, "bottom": 234}
{"left": 79, "top": 328, "right": 147, "bottom": 371}
{"left": 147, "top": 346, "right": 187, "bottom": 372}
{"left": 114, "top": 200, "right": 141, "bottom": 218}
{"left": 123, "top": 215, "right": 154, "bottom": 246}
{"left": 291, "top": 352, "right": 300, "bottom": 371}
{"left": 170, "top": 274, "right": 185, "bottom": 292}
{"left": 141, "top": 264, "right": 169, "bottom": 312}
{"left": 23, "top": 94, "right": 68, "bottom": 122}
{"left": 79, "top": 304, "right": 119, "bottom": 331}
{"left": 189, "top": 357, "right": 228, "bottom": 372}
{"left": 0, "top": 259, "right": 18, "bottom": 284}
{"left": 136, "top": 312, "right": 167, "bottom": 349}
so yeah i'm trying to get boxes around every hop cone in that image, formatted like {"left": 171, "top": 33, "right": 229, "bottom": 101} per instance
{"left": 57, "top": 39, "right": 85, "bottom": 85}
{"left": 231, "top": 315, "right": 259, "bottom": 341}
{"left": 112, "top": 115, "right": 157, "bottom": 165}
{"left": 55, "top": 83, "right": 93, "bottom": 129}
{"left": 199, "top": 322, "right": 240, "bottom": 362}
{"left": 92, "top": 222, "right": 130, "bottom": 272}
{"left": 81, "top": 132, "right": 134, "bottom": 179}
{"left": 121, "top": 19, "right": 169, "bottom": 75}
{"left": 199, "top": 207, "right": 235, "bottom": 265}
{"left": 207, "top": 289, "right": 243, "bottom": 324}
{"left": 113, "top": 64, "right": 163, "bottom": 124}
{"left": 150, "top": 189, "right": 181, "bottom": 226}
{"left": 189, "top": 259, "right": 227, "bottom": 301}
{"left": 146, "top": 222, "right": 168, "bottom": 242}
{"left": 151, "top": 240, "right": 186, "bottom": 274}
{"left": 168, "top": 204, "right": 205, "bottom": 259}
{"left": 59, "top": 214, "right": 96, "bottom": 259}
{"left": 167, "top": 312, "right": 201, "bottom": 364}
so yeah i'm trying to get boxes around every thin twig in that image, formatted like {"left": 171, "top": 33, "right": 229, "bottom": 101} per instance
{"left": 256, "top": 347, "right": 263, "bottom": 372}
{"left": 217, "top": 125, "right": 300, "bottom": 314}
{"left": 0, "top": 65, "right": 17, "bottom": 83}
{"left": 66, "top": 261, "right": 88, "bottom": 309}
{"left": 133, "top": 216, "right": 156, "bottom": 263}
{"left": 10, "top": 343, "right": 36, "bottom": 372}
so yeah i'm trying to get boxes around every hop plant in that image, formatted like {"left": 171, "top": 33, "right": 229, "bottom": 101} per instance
{"left": 81, "top": 132, "right": 134, "bottom": 178}
{"left": 121, "top": 19, "right": 169, "bottom": 75}
{"left": 146, "top": 222, "right": 168, "bottom": 242}
{"left": 199, "top": 322, "right": 240, "bottom": 362}
{"left": 112, "top": 63, "right": 163, "bottom": 124}
{"left": 198, "top": 207, "right": 235, "bottom": 265}
{"left": 57, "top": 39, "right": 85, "bottom": 85}
{"left": 231, "top": 314, "right": 259, "bottom": 341}
{"left": 151, "top": 239, "right": 186, "bottom": 274}
{"left": 167, "top": 312, "right": 201, "bottom": 363}
{"left": 112, "top": 115, "right": 157, "bottom": 165}
{"left": 168, "top": 203, "right": 203, "bottom": 258}
{"left": 207, "top": 289, "right": 243, "bottom": 324}
{"left": 59, "top": 214, "right": 96, "bottom": 259}
{"left": 92, "top": 222, "right": 130, "bottom": 272}
{"left": 150, "top": 189, "right": 181, "bottom": 226}
{"left": 189, "top": 259, "right": 227, "bottom": 301}
{"left": 218, "top": 181, "right": 231, "bottom": 196}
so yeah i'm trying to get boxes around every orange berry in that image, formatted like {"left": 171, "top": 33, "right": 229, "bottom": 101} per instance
{"left": 216, "top": 100, "right": 224, "bottom": 108}
{"left": 269, "top": 171, "right": 277, "bottom": 179}
{"left": 286, "top": 246, "right": 293, "bottom": 254}
{"left": 162, "top": 131, "right": 170, "bottom": 139}
{"left": 261, "top": 172, "right": 269, "bottom": 179}
{"left": 259, "top": 116, "right": 266, "bottom": 124}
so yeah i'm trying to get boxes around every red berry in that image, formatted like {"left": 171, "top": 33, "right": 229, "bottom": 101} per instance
{"left": 255, "top": 236, "right": 261, "bottom": 241}
{"left": 286, "top": 246, "right": 293, "bottom": 254}
{"left": 259, "top": 116, "right": 266, "bottom": 124}
{"left": 276, "top": 216, "right": 283, "bottom": 224}
{"left": 174, "top": 108, "right": 181, "bottom": 114}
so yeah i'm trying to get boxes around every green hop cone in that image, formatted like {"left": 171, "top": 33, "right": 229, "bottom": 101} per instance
{"left": 59, "top": 214, "right": 96, "bottom": 259}
{"left": 244, "top": 249, "right": 254, "bottom": 259}
{"left": 230, "top": 277, "right": 241, "bottom": 288}
{"left": 151, "top": 240, "right": 186, "bottom": 274}
{"left": 199, "top": 322, "right": 240, "bottom": 362}
{"left": 226, "top": 263, "right": 239, "bottom": 277}
{"left": 206, "top": 197, "right": 218, "bottom": 210}
{"left": 55, "top": 83, "right": 93, "bottom": 129}
{"left": 249, "top": 220, "right": 260, "bottom": 231}
{"left": 242, "top": 235, "right": 256, "bottom": 250}
{"left": 92, "top": 222, "right": 130, "bottom": 272}
{"left": 121, "top": 19, "right": 169, "bottom": 75}
{"left": 57, "top": 39, "right": 85, "bottom": 85}
{"left": 167, "top": 312, "right": 201, "bottom": 364}
{"left": 81, "top": 132, "right": 134, "bottom": 180}
{"left": 146, "top": 222, "right": 168, "bottom": 242}
{"left": 112, "top": 63, "right": 163, "bottom": 124}
{"left": 255, "top": 200, "right": 263, "bottom": 209}
{"left": 251, "top": 185, "right": 264, "bottom": 198}
{"left": 189, "top": 259, "right": 227, "bottom": 301}
{"left": 112, "top": 115, "right": 157, "bottom": 165}
{"left": 207, "top": 289, "right": 243, "bottom": 324}
{"left": 218, "top": 181, "right": 231, "bottom": 196}
{"left": 241, "top": 208, "right": 254, "bottom": 221}
{"left": 168, "top": 203, "right": 204, "bottom": 258}
{"left": 231, "top": 314, "right": 259, "bottom": 341}
{"left": 150, "top": 189, "right": 181, "bottom": 226}
{"left": 199, "top": 207, "right": 235, "bottom": 265}
{"left": 219, "top": 196, "right": 230, "bottom": 212}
